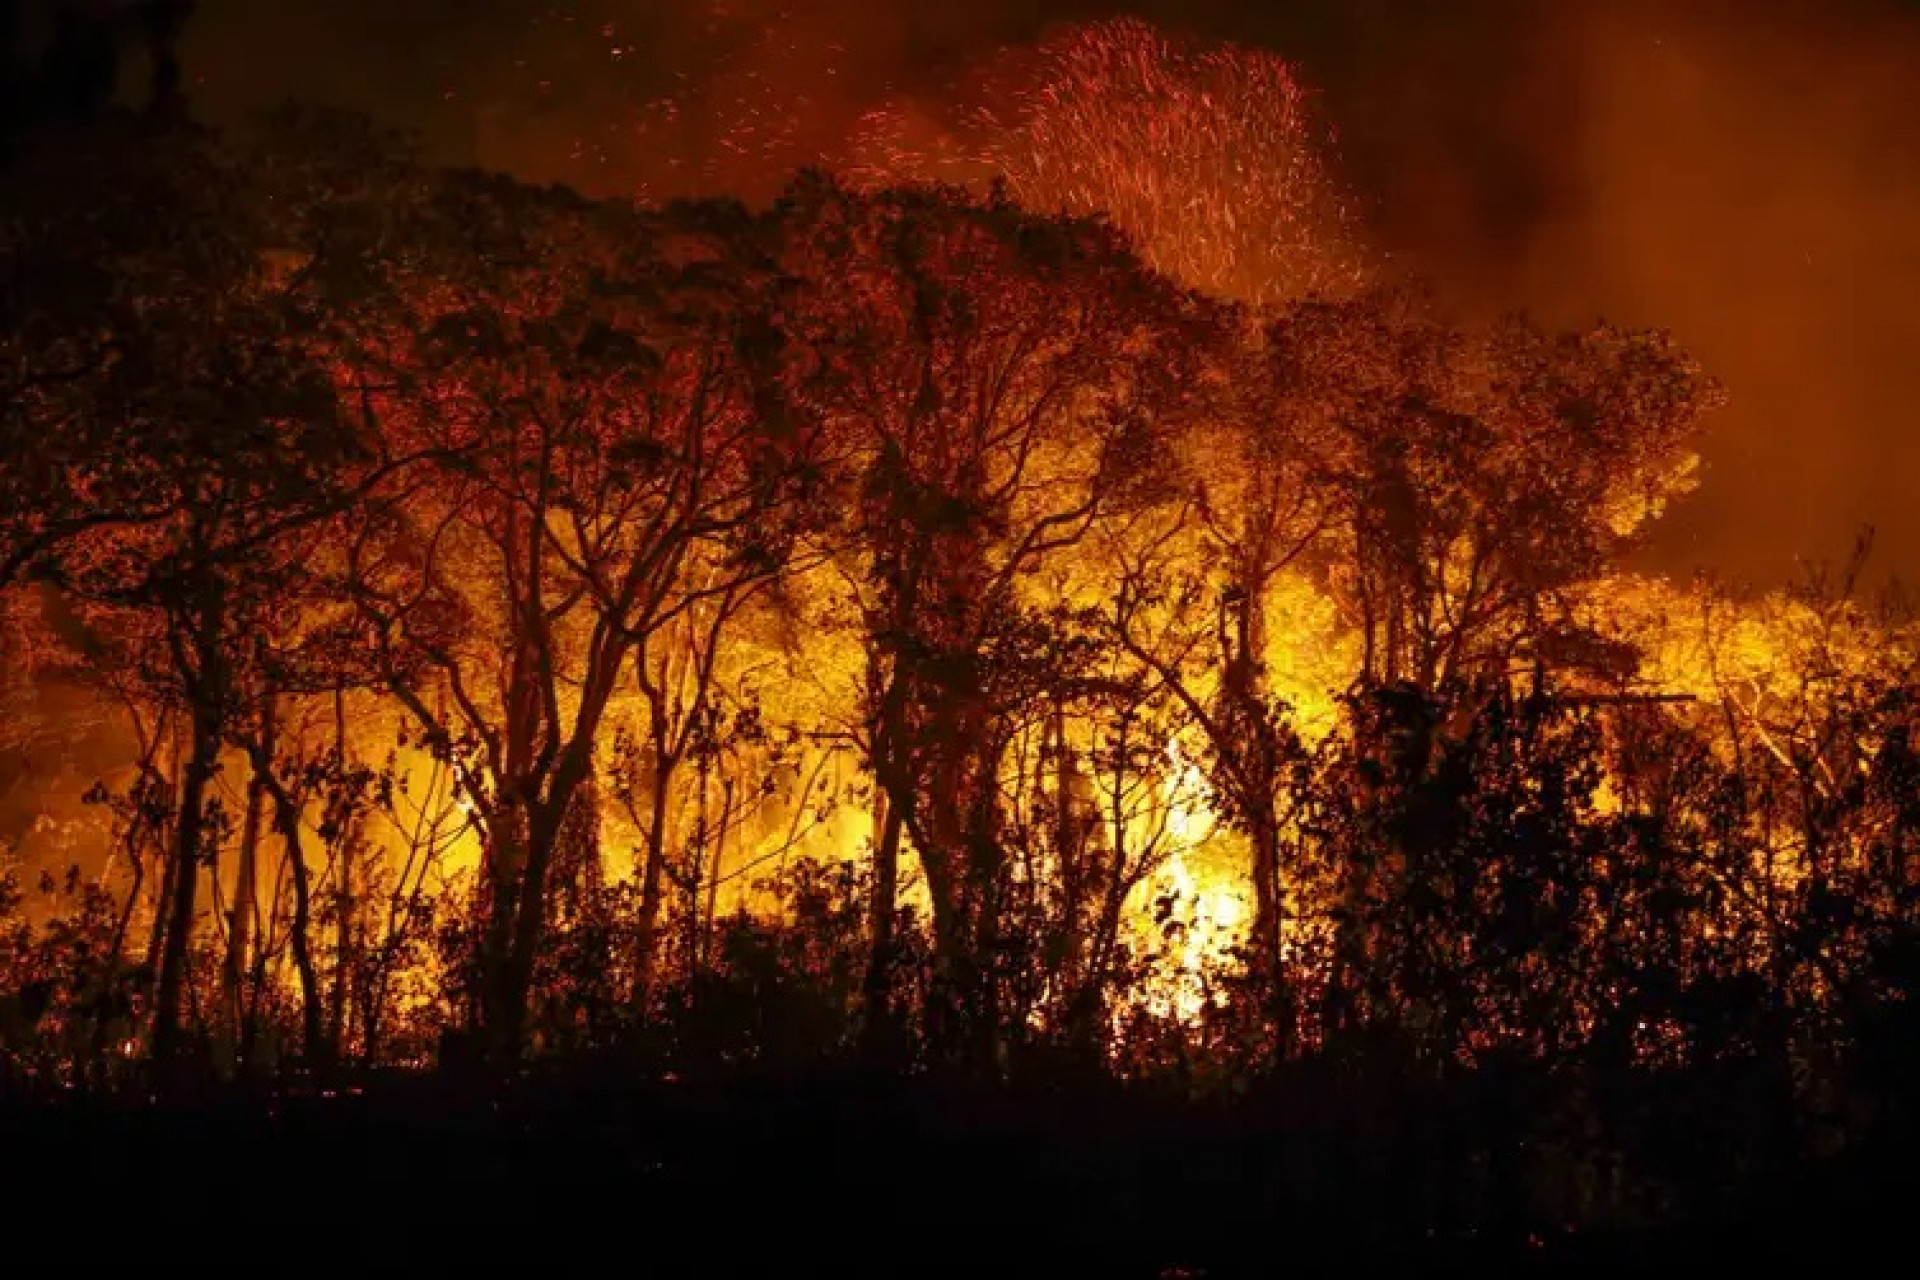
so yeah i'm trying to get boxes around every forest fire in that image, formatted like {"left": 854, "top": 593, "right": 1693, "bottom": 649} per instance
{"left": 4, "top": 2, "right": 1920, "bottom": 1268}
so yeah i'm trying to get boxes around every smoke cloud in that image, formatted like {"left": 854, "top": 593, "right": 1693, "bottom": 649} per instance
{"left": 1505, "top": 1, "right": 1920, "bottom": 586}
{"left": 176, "top": 0, "right": 1920, "bottom": 584}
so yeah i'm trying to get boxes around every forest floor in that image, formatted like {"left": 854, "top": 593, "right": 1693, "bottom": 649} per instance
{"left": 2, "top": 1064, "right": 1909, "bottom": 1277}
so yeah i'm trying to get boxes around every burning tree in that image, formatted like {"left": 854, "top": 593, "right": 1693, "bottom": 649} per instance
{"left": 355, "top": 176, "right": 830, "bottom": 1063}
{"left": 2, "top": 114, "right": 431, "bottom": 1070}
{"left": 1264, "top": 288, "right": 1720, "bottom": 699}
{"left": 773, "top": 174, "right": 1209, "bottom": 1066}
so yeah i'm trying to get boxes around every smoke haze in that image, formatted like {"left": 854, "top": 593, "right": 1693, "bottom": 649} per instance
{"left": 1510, "top": 2, "right": 1920, "bottom": 585}
{"left": 176, "top": 0, "right": 1920, "bottom": 585}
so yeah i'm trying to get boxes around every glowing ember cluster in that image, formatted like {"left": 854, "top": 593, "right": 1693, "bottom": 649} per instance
{"left": 853, "top": 18, "right": 1372, "bottom": 305}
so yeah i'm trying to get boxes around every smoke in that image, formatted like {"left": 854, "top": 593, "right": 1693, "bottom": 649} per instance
{"left": 176, "top": 0, "right": 1920, "bottom": 584}
{"left": 1283, "top": 0, "right": 1920, "bottom": 586}
{"left": 1509, "top": 1, "right": 1920, "bottom": 587}
{"left": 180, "top": 0, "right": 1038, "bottom": 196}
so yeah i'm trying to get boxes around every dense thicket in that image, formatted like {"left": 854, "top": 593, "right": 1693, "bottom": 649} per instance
{"left": 4, "top": 111, "right": 1919, "bottom": 1244}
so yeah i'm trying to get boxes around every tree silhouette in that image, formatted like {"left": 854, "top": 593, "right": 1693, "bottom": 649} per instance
{"left": 356, "top": 178, "right": 828, "bottom": 1063}
{"left": 775, "top": 175, "right": 1205, "bottom": 1066}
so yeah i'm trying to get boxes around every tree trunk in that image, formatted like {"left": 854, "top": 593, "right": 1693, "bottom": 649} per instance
{"left": 329, "top": 836, "right": 352, "bottom": 1059}
{"left": 701, "top": 779, "right": 732, "bottom": 970}
{"left": 142, "top": 719, "right": 187, "bottom": 986}
{"left": 265, "top": 771, "right": 326, "bottom": 1068}
{"left": 860, "top": 793, "right": 904, "bottom": 1059}
{"left": 1223, "top": 579, "right": 1287, "bottom": 1018}
{"left": 220, "top": 692, "right": 271, "bottom": 1074}
{"left": 917, "top": 733, "right": 1007, "bottom": 1075}
{"left": 632, "top": 754, "right": 677, "bottom": 1010}
{"left": 142, "top": 826, "right": 176, "bottom": 993}
{"left": 1052, "top": 708, "right": 1088, "bottom": 1000}
{"left": 968, "top": 839, "right": 1005, "bottom": 1072}
{"left": 476, "top": 808, "right": 526, "bottom": 1052}
{"left": 151, "top": 689, "right": 221, "bottom": 1073}
{"left": 497, "top": 798, "right": 563, "bottom": 1064}
{"left": 682, "top": 753, "right": 714, "bottom": 973}
{"left": 1247, "top": 810, "right": 1283, "bottom": 974}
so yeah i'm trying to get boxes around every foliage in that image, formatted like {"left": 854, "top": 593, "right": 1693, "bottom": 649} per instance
{"left": 4, "top": 105, "right": 1919, "bottom": 1245}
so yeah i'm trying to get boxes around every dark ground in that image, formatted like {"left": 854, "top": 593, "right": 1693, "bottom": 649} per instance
{"left": 4, "top": 1065, "right": 1912, "bottom": 1277}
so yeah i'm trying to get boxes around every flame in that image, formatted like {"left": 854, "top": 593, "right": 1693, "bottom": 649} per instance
{"left": 1120, "top": 736, "right": 1250, "bottom": 1024}
{"left": 1135, "top": 848, "right": 1249, "bottom": 1026}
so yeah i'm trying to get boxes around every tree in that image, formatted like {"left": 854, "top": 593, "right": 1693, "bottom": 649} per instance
{"left": 1100, "top": 329, "right": 1329, "bottom": 1016}
{"left": 358, "top": 177, "right": 828, "bottom": 1063}
{"left": 776, "top": 176, "right": 1204, "bottom": 1066}
{"left": 0, "top": 119, "right": 207, "bottom": 595}
{"left": 1274, "top": 289, "right": 1718, "bottom": 699}
{"left": 19, "top": 115, "right": 427, "bottom": 1071}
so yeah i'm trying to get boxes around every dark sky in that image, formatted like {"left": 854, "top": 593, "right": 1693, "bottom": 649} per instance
{"left": 176, "top": 0, "right": 1920, "bottom": 588}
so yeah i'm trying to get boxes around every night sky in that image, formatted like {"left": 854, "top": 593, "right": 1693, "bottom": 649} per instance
{"left": 178, "top": 0, "right": 1920, "bottom": 587}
